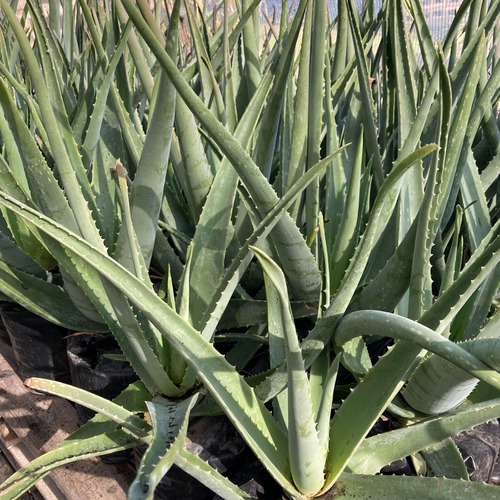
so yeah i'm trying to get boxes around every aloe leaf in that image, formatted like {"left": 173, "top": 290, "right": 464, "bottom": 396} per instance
{"left": 0, "top": 145, "right": 54, "bottom": 272}
{"left": 347, "top": 397, "right": 500, "bottom": 475}
{"left": 389, "top": 0, "right": 417, "bottom": 146}
{"left": 0, "top": 217, "right": 44, "bottom": 276}
{"left": 316, "top": 356, "right": 340, "bottom": 454}
{"left": 103, "top": 286, "right": 183, "bottom": 397}
{"left": 339, "top": 335, "right": 372, "bottom": 380}
{"left": 0, "top": 261, "right": 107, "bottom": 331}
{"left": 0, "top": 77, "right": 78, "bottom": 231}
{"left": 398, "top": 44, "right": 445, "bottom": 160}
{"left": 0, "top": 193, "right": 296, "bottom": 496}
{"left": 264, "top": 252, "right": 288, "bottom": 431}
{"left": 345, "top": 0, "right": 383, "bottom": 189}
{"left": 331, "top": 0, "right": 349, "bottom": 83}
{"left": 115, "top": 0, "right": 154, "bottom": 100}
{"left": 67, "top": 381, "right": 151, "bottom": 439}
{"left": 440, "top": 0, "right": 473, "bottom": 60}
{"left": 61, "top": 0, "right": 74, "bottom": 59}
{"left": 105, "top": 86, "right": 144, "bottom": 171}
{"left": 114, "top": 0, "right": 180, "bottom": 273}
{"left": 171, "top": 245, "right": 192, "bottom": 386}
{"left": 0, "top": 429, "right": 141, "bottom": 500}
{"left": 186, "top": 160, "right": 238, "bottom": 330}
{"left": 329, "top": 131, "right": 363, "bottom": 294}
{"left": 0, "top": 58, "right": 45, "bottom": 138}
{"left": 304, "top": 0, "right": 326, "bottom": 247}
{"left": 328, "top": 150, "right": 434, "bottom": 316}
{"left": 25, "top": 378, "right": 150, "bottom": 437}
{"left": 403, "top": 336, "right": 500, "bottom": 414}
{"left": 219, "top": 299, "right": 315, "bottom": 330}
{"left": 179, "top": 0, "right": 253, "bottom": 86}
{"left": 158, "top": 168, "right": 195, "bottom": 249}
{"left": 282, "top": 0, "right": 313, "bottom": 219}
{"left": 112, "top": 160, "right": 149, "bottom": 283}
{"left": 240, "top": 0, "right": 261, "bottom": 100}
{"left": 440, "top": 207, "right": 463, "bottom": 295}
{"left": 80, "top": 21, "right": 133, "bottom": 168}
{"left": 90, "top": 112, "right": 123, "bottom": 251}
{"left": 317, "top": 211, "right": 331, "bottom": 315}
{"left": 335, "top": 310, "right": 500, "bottom": 392}
{"left": 406, "top": 0, "right": 438, "bottom": 75}
{"left": 173, "top": 96, "right": 213, "bottom": 222}
{"left": 253, "top": 246, "right": 324, "bottom": 497}
{"left": 325, "top": 341, "right": 425, "bottom": 489}
{"left": 222, "top": 0, "right": 237, "bottom": 132}
{"left": 408, "top": 54, "right": 451, "bottom": 320}
{"left": 420, "top": 439, "right": 469, "bottom": 480}
{"left": 121, "top": 0, "right": 320, "bottom": 301}
{"left": 0, "top": 384, "right": 148, "bottom": 499}
{"left": 446, "top": 51, "right": 500, "bottom": 244}
{"left": 330, "top": 209, "right": 500, "bottom": 418}
{"left": 109, "top": 4, "right": 142, "bottom": 128}
{"left": 0, "top": 205, "right": 55, "bottom": 272}
{"left": 478, "top": 307, "right": 500, "bottom": 341}
{"left": 440, "top": 35, "right": 485, "bottom": 227}
{"left": 320, "top": 471, "right": 500, "bottom": 499}
{"left": 0, "top": 172, "right": 95, "bottom": 329}
{"left": 0, "top": 110, "right": 29, "bottom": 197}
{"left": 401, "top": 350, "right": 479, "bottom": 415}
{"left": 389, "top": 0, "right": 424, "bottom": 301}
{"left": 183, "top": 0, "right": 222, "bottom": 110}
{"left": 0, "top": 95, "right": 172, "bottom": 383}
{"left": 352, "top": 141, "right": 436, "bottom": 300}
{"left": 253, "top": 0, "right": 307, "bottom": 181}
{"left": 337, "top": 80, "right": 363, "bottom": 213}
{"left": 0, "top": 81, "right": 69, "bottom": 269}
{"left": 129, "top": 394, "right": 199, "bottom": 500}
{"left": 175, "top": 448, "right": 251, "bottom": 500}
{"left": 450, "top": 56, "right": 500, "bottom": 338}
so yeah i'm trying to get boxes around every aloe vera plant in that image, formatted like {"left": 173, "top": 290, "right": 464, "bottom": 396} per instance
{"left": 0, "top": 0, "right": 500, "bottom": 499}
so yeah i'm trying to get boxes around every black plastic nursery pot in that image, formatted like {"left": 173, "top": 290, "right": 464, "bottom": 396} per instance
{"left": 0, "top": 302, "right": 71, "bottom": 384}
{"left": 66, "top": 333, "right": 139, "bottom": 464}
{"left": 66, "top": 333, "right": 138, "bottom": 424}
{"left": 0, "top": 308, "right": 10, "bottom": 346}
